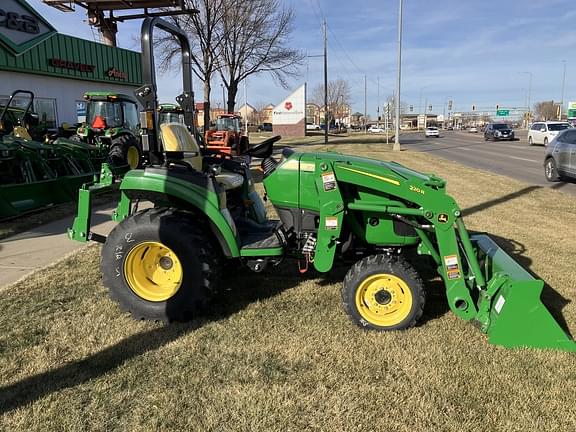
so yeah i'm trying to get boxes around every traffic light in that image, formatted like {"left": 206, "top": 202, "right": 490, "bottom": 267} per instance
{"left": 428, "top": 105, "right": 432, "bottom": 112}
{"left": 496, "top": 104, "right": 499, "bottom": 111}
{"left": 448, "top": 100, "right": 452, "bottom": 110}
{"left": 472, "top": 105, "right": 476, "bottom": 111}
{"left": 409, "top": 105, "right": 413, "bottom": 112}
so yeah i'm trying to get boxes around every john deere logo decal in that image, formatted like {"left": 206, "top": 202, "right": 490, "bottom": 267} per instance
{"left": 438, "top": 213, "right": 448, "bottom": 223}
{"left": 284, "top": 101, "right": 293, "bottom": 111}
{"left": 0, "top": 0, "right": 56, "bottom": 56}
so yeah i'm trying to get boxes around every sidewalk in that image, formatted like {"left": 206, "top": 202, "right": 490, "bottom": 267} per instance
{"left": 0, "top": 205, "right": 117, "bottom": 288}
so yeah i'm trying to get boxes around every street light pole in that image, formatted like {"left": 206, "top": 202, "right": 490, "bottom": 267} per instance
{"left": 519, "top": 72, "right": 532, "bottom": 127}
{"left": 323, "top": 19, "right": 328, "bottom": 144}
{"left": 560, "top": 60, "right": 567, "bottom": 120}
{"left": 221, "top": 83, "right": 226, "bottom": 112}
{"left": 393, "top": 0, "right": 403, "bottom": 152}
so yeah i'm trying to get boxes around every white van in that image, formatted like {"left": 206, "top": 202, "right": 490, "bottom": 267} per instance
{"left": 528, "top": 121, "right": 571, "bottom": 146}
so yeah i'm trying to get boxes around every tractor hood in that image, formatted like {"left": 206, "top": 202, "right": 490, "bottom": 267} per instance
{"left": 302, "top": 151, "right": 446, "bottom": 189}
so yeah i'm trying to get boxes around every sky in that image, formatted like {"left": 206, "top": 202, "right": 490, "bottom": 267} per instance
{"left": 31, "top": 0, "right": 575, "bottom": 117}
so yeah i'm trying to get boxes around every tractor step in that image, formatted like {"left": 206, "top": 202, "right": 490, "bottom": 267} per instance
{"left": 239, "top": 219, "right": 284, "bottom": 257}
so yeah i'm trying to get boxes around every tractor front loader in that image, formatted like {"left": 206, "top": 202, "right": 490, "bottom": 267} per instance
{"left": 68, "top": 18, "right": 575, "bottom": 352}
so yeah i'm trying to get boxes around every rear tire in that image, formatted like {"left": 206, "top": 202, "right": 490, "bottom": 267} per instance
{"left": 109, "top": 134, "right": 141, "bottom": 169}
{"left": 544, "top": 158, "right": 560, "bottom": 182}
{"left": 101, "top": 208, "right": 221, "bottom": 322}
{"left": 342, "top": 255, "right": 425, "bottom": 331}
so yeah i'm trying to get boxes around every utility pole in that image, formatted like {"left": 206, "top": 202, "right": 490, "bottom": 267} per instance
{"left": 244, "top": 78, "right": 248, "bottom": 135}
{"left": 364, "top": 74, "right": 367, "bottom": 133}
{"left": 560, "top": 60, "right": 567, "bottom": 120}
{"left": 323, "top": 19, "right": 328, "bottom": 144}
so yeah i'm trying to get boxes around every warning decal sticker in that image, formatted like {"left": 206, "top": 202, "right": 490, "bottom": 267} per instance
{"left": 322, "top": 172, "right": 337, "bottom": 191}
{"left": 325, "top": 216, "right": 339, "bottom": 230}
{"left": 444, "top": 255, "right": 461, "bottom": 279}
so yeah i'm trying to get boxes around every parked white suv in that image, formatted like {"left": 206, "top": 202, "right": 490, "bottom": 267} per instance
{"left": 528, "top": 121, "right": 571, "bottom": 146}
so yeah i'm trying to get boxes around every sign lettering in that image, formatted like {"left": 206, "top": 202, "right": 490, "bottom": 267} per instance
{"left": 49, "top": 58, "right": 96, "bottom": 73}
{"left": 107, "top": 67, "right": 128, "bottom": 80}
{"left": 0, "top": 9, "right": 39, "bottom": 34}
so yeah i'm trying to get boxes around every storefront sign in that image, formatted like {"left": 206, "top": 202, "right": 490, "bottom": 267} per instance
{"left": 50, "top": 58, "right": 96, "bottom": 73}
{"left": 106, "top": 67, "right": 128, "bottom": 80}
{"left": 273, "top": 85, "right": 306, "bottom": 125}
{"left": 0, "top": 0, "right": 56, "bottom": 56}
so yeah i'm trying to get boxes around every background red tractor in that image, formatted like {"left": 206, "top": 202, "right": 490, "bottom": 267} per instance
{"left": 204, "top": 113, "right": 249, "bottom": 156}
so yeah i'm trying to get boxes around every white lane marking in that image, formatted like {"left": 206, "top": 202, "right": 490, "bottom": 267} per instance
{"left": 507, "top": 155, "right": 539, "bottom": 163}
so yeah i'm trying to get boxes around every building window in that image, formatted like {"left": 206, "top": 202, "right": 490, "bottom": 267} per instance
{"left": 34, "top": 98, "right": 58, "bottom": 129}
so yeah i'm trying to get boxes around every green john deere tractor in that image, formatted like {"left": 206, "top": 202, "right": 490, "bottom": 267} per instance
{"left": 72, "top": 92, "right": 142, "bottom": 169}
{"left": 69, "top": 18, "right": 575, "bottom": 352}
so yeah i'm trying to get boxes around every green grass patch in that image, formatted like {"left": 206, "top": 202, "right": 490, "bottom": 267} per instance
{"left": 1, "top": 147, "right": 576, "bottom": 431}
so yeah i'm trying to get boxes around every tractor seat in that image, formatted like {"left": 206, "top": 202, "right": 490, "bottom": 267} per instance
{"left": 160, "top": 122, "right": 243, "bottom": 191}
{"left": 214, "top": 171, "right": 243, "bottom": 191}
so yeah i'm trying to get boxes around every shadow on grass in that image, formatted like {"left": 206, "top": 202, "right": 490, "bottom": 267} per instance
{"left": 462, "top": 182, "right": 568, "bottom": 218}
{"left": 0, "top": 263, "right": 302, "bottom": 414}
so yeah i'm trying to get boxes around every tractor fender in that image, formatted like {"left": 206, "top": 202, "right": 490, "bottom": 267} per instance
{"left": 119, "top": 169, "right": 241, "bottom": 257}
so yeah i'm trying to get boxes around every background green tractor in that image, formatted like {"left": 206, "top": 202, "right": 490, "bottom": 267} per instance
{"left": 72, "top": 92, "right": 142, "bottom": 169}
{"left": 69, "top": 17, "right": 575, "bottom": 353}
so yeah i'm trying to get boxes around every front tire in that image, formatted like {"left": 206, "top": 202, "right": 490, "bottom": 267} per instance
{"left": 528, "top": 136, "right": 533, "bottom": 146}
{"left": 109, "top": 134, "right": 142, "bottom": 169}
{"left": 101, "top": 208, "right": 221, "bottom": 322}
{"left": 544, "top": 158, "right": 560, "bottom": 182}
{"left": 342, "top": 255, "right": 425, "bottom": 331}
{"left": 543, "top": 137, "right": 549, "bottom": 147}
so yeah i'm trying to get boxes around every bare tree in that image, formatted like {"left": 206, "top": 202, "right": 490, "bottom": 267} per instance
{"left": 218, "top": 0, "right": 304, "bottom": 113}
{"left": 156, "top": 0, "right": 224, "bottom": 130}
{"left": 310, "top": 79, "right": 352, "bottom": 125}
{"left": 534, "top": 100, "right": 559, "bottom": 120}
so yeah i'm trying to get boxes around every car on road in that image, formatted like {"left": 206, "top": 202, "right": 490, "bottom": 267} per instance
{"left": 468, "top": 126, "right": 478, "bottom": 133}
{"left": 543, "top": 128, "right": 576, "bottom": 181}
{"left": 306, "top": 122, "right": 320, "bottom": 131}
{"left": 484, "top": 123, "right": 515, "bottom": 141}
{"left": 368, "top": 125, "right": 385, "bottom": 133}
{"left": 528, "top": 121, "right": 571, "bottom": 146}
{"left": 258, "top": 122, "right": 272, "bottom": 132}
{"left": 425, "top": 126, "right": 440, "bottom": 138}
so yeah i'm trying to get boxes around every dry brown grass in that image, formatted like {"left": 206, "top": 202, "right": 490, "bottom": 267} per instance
{"left": 1, "top": 144, "right": 575, "bottom": 431}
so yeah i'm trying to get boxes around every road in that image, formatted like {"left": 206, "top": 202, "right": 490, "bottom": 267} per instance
{"left": 400, "top": 130, "right": 576, "bottom": 196}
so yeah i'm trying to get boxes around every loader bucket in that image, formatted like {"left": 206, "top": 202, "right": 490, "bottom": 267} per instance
{"left": 472, "top": 234, "right": 576, "bottom": 352}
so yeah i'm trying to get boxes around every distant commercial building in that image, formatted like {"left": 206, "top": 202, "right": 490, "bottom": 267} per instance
{"left": 0, "top": 0, "right": 142, "bottom": 128}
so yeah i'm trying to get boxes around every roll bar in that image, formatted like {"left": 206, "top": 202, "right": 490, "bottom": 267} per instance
{"left": 134, "top": 17, "right": 196, "bottom": 164}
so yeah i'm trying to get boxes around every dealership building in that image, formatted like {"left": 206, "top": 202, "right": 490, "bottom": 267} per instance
{"left": 0, "top": 0, "right": 142, "bottom": 128}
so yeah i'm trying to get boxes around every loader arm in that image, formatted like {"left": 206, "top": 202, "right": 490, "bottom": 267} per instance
{"left": 308, "top": 155, "right": 575, "bottom": 351}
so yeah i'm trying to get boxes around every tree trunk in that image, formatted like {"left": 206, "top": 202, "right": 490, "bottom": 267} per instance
{"left": 227, "top": 82, "right": 238, "bottom": 113}
{"left": 203, "top": 81, "right": 211, "bottom": 130}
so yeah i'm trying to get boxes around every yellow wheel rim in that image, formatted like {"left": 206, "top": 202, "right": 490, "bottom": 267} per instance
{"left": 124, "top": 241, "right": 183, "bottom": 302}
{"left": 355, "top": 273, "right": 413, "bottom": 327}
{"left": 127, "top": 146, "right": 139, "bottom": 169}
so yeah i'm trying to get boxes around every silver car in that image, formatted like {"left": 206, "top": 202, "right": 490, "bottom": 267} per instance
{"left": 544, "top": 129, "right": 576, "bottom": 181}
